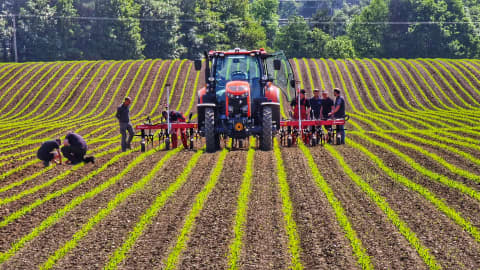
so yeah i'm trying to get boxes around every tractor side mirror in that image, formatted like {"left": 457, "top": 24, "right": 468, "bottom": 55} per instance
{"left": 194, "top": 60, "right": 202, "bottom": 71}
{"left": 273, "top": 59, "right": 281, "bottom": 70}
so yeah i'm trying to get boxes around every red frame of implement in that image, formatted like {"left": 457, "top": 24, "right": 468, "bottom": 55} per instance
{"left": 135, "top": 119, "right": 346, "bottom": 131}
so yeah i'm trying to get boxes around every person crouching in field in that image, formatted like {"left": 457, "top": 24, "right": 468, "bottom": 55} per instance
{"left": 37, "top": 139, "right": 62, "bottom": 167}
{"left": 62, "top": 132, "right": 95, "bottom": 165}
{"left": 116, "top": 97, "right": 134, "bottom": 152}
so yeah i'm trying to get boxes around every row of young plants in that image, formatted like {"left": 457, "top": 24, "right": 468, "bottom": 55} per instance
{"left": 0, "top": 144, "right": 174, "bottom": 265}
{"left": 272, "top": 138, "right": 303, "bottom": 270}
{"left": 0, "top": 59, "right": 202, "bottom": 268}
{"left": 105, "top": 147, "right": 205, "bottom": 269}
{"left": 1, "top": 59, "right": 197, "bottom": 197}
{"left": 0, "top": 63, "right": 56, "bottom": 117}
{"left": 39, "top": 146, "right": 181, "bottom": 270}
{"left": 324, "top": 144, "right": 441, "bottom": 270}
{"left": 227, "top": 138, "right": 255, "bottom": 269}
{"left": 0, "top": 61, "right": 167, "bottom": 193}
{"left": 0, "top": 60, "right": 178, "bottom": 193}
{"left": 347, "top": 136, "right": 480, "bottom": 241}
{"left": 162, "top": 143, "right": 230, "bottom": 269}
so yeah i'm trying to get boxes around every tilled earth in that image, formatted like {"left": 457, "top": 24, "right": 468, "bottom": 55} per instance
{"left": 1, "top": 59, "right": 480, "bottom": 269}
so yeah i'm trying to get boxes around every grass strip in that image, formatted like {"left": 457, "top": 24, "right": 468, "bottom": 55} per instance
{"left": 163, "top": 144, "right": 230, "bottom": 269}
{"left": 325, "top": 144, "right": 441, "bottom": 270}
{"left": 298, "top": 141, "right": 372, "bottom": 269}
{"left": 39, "top": 147, "right": 181, "bottom": 270}
{"left": 227, "top": 138, "right": 255, "bottom": 270}
{"left": 273, "top": 138, "right": 303, "bottom": 270}
{"left": 348, "top": 138, "right": 480, "bottom": 245}
{"left": 105, "top": 148, "right": 205, "bottom": 270}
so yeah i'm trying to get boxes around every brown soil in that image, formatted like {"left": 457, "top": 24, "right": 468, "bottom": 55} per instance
{"left": 363, "top": 133, "right": 480, "bottom": 192}
{"left": 177, "top": 149, "right": 246, "bottom": 269}
{"left": 51, "top": 150, "right": 196, "bottom": 269}
{"left": 118, "top": 151, "right": 219, "bottom": 269}
{"left": 342, "top": 136, "right": 480, "bottom": 269}
{"left": 349, "top": 133, "right": 480, "bottom": 230}
{"left": 281, "top": 147, "right": 359, "bottom": 269}
{"left": 239, "top": 150, "right": 289, "bottom": 269}
{"left": 1, "top": 149, "right": 170, "bottom": 269}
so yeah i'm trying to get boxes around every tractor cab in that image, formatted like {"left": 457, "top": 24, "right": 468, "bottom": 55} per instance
{"left": 195, "top": 48, "right": 295, "bottom": 153}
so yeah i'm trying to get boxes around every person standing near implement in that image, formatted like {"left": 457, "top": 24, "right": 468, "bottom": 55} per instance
{"left": 116, "top": 97, "right": 134, "bottom": 152}
{"left": 320, "top": 90, "right": 334, "bottom": 143}
{"left": 328, "top": 88, "right": 346, "bottom": 144}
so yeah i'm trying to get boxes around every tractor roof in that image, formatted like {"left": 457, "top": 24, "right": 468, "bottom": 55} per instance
{"left": 208, "top": 48, "right": 268, "bottom": 57}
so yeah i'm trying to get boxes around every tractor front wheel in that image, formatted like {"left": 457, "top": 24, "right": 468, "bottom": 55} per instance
{"left": 205, "top": 107, "right": 216, "bottom": 153}
{"left": 260, "top": 106, "right": 272, "bottom": 151}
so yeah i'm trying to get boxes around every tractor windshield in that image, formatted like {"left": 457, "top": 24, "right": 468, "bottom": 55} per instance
{"left": 213, "top": 55, "right": 262, "bottom": 102}
{"left": 265, "top": 51, "right": 295, "bottom": 103}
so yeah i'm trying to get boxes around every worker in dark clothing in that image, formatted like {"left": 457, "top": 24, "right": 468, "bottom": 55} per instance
{"left": 162, "top": 110, "right": 186, "bottom": 123}
{"left": 329, "top": 88, "right": 346, "bottom": 144}
{"left": 309, "top": 89, "right": 322, "bottom": 120}
{"left": 162, "top": 110, "right": 188, "bottom": 148}
{"left": 290, "top": 89, "right": 311, "bottom": 120}
{"left": 61, "top": 132, "right": 95, "bottom": 165}
{"left": 37, "top": 139, "right": 62, "bottom": 167}
{"left": 116, "top": 97, "right": 135, "bottom": 152}
{"left": 320, "top": 90, "right": 335, "bottom": 143}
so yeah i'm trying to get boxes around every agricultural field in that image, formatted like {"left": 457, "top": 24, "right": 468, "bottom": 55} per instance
{"left": 0, "top": 58, "right": 479, "bottom": 269}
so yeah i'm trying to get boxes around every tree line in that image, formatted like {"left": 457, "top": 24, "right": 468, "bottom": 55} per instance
{"left": 0, "top": 0, "right": 479, "bottom": 62}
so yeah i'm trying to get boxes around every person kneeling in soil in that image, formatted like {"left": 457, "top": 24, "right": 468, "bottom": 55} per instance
{"left": 37, "top": 139, "right": 62, "bottom": 167}
{"left": 61, "top": 132, "right": 95, "bottom": 165}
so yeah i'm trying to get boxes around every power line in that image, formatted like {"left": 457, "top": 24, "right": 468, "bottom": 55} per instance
{"left": 1, "top": 14, "right": 480, "bottom": 25}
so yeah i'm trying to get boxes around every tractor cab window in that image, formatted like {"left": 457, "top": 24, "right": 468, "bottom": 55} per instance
{"left": 213, "top": 55, "right": 262, "bottom": 102}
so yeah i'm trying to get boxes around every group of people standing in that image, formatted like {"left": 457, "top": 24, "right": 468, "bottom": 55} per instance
{"left": 37, "top": 132, "right": 95, "bottom": 167}
{"left": 290, "top": 88, "right": 346, "bottom": 144}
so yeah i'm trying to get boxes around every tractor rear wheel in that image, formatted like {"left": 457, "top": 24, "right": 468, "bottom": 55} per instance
{"left": 260, "top": 106, "right": 272, "bottom": 151}
{"left": 205, "top": 107, "right": 216, "bottom": 153}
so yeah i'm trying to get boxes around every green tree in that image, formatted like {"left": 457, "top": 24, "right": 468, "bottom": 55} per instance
{"left": 278, "top": 0, "right": 297, "bottom": 19}
{"left": 347, "top": 0, "right": 388, "bottom": 57}
{"left": 250, "top": 0, "right": 279, "bottom": 48}
{"left": 55, "top": 0, "right": 83, "bottom": 59}
{"left": 136, "top": 0, "right": 184, "bottom": 59}
{"left": 18, "top": 0, "right": 57, "bottom": 61}
{"left": 194, "top": 0, "right": 229, "bottom": 52}
{"left": 274, "top": 16, "right": 309, "bottom": 57}
{"left": 90, "top": 0, "right": 144, "bottom": 60}
{"left": 305, "top": 28, "right": 332, "bottom": 57}
{"left": 324, "top": 35, "right": 356, "bottom": 58}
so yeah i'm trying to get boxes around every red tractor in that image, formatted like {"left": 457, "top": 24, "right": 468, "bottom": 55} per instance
{"left": 194, "top": 48, "right": 295, "bottom": 153}
{"left": 135, "top": 48, "right": 347, "bottom": 152}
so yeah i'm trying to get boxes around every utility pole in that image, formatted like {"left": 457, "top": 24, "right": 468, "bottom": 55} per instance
{"left": 12, "top": 15, "right": 18, "bottom": 62}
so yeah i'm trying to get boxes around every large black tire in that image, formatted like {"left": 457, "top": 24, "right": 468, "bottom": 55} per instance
{"left": 260, "top": 106, "right": 272, "bottom": 151}
{"left": 205, "top": 107, "right": 216, "bottom": 153}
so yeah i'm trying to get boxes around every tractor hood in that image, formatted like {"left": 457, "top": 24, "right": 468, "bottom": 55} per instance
{"left": 226, "top": 81, "right": 250, "bottom": 97}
